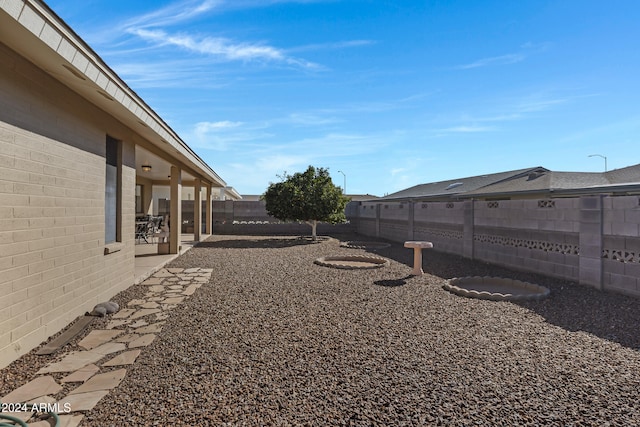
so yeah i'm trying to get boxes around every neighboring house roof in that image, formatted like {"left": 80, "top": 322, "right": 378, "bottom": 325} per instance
{"left": 465, "top": 164, "right": 640, "bottom": 198}
{"left": 347, "top": 194, "right": 380, "bottom": 201}
{"left": 374, "top": 164, "right": 640, "bottom": 202}
{"left": 240, "top": 195, "right": 263, "bottom": 201}
{"left": 378, "top": 167, "right": 548, "bottom": 201}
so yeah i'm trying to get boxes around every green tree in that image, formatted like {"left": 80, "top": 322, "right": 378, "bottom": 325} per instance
{"left": 262, "top": 166, "right": 350, "bottom": 240}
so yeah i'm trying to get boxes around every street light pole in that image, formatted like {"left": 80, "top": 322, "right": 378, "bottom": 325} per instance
{"left": 588, "top": 154, "right": 607, "bottom": 172}
{"left": 338, "top": 170, "right": 346, "bottom": 195}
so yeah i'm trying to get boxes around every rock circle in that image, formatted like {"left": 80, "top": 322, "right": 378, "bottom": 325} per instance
{"left": 314, "top": 255, "right": 390, "bottom": 270}
{"left": 444, "top": 276, "right": 550, "bottom": 301}
{"left": 340, "top": 241, "right": 391, "bottom": 250}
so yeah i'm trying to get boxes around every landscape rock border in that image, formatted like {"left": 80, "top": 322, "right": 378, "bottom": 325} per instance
{"left": 444, "top": 276, "right": 550, "bottom": 301}
{"left": 340, "top": 241, "right": 391, "bottom": 250}
{"left": 314, "top": 255, "right": 390, "bottom": 270}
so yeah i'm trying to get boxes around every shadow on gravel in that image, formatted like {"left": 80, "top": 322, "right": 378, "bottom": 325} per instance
{"left": 335, "top": 234, "right": 640, "bottom": 352}
{"left": 373, "top": 275, "right": 414, "bottom": 287}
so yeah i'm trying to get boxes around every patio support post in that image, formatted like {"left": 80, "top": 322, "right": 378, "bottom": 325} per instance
{"left": 194, "top": 178, "right": 202, "bottom": 242}
{"left": 206, "top": 184, "right": 212, "bottom": 235}
{"left": 169, "top": 165, "right": 182, "bottom": 254}
{"left": 375, "top": 203, "right": 381, "bottom": 238}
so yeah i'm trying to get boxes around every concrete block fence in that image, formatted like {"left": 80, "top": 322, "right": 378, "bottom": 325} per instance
{"left": 175, "top": 200, "right": 355, "bottom": 235}
{"left": 349, "top": 196, "right": 640, "bottom": 298}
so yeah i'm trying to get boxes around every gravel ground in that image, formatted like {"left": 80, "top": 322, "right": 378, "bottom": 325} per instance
{"left": 3, "top": 234, "right": 640, "bottom": 426}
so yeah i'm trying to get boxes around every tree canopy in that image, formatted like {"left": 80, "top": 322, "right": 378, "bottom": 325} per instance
{"left": 261, "top": 166, "right": 350, "bottom": 239}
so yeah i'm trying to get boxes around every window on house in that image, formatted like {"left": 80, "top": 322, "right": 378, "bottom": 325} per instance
{"left": 135, "top": 184, "right": 143, "bottom": 214}
{"left": 105, "top": 136, "right": 121, "bottom": 244}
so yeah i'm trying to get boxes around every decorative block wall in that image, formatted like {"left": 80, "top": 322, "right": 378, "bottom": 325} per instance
{"left": 350, "top": 195, "right": 640, "bottom": 297}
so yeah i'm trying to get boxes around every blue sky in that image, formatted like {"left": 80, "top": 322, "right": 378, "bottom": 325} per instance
{"left": 47, "top": 0, "right": 640, "bottom": 196}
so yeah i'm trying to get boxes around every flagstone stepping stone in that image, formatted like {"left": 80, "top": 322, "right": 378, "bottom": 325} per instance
{"left": 148, "top": 297, "right": 165, "bottom": 302}
{"left": 129, "top": 309, "right": 161, "bottom": 320}
{"left": 182, "top": 284, "right": 199, "bottom": 296}
{"left": 78, "top": 330, "right": 123, "bottom": 351}
{"left": 37, "top": 351, "right": 105, "bottom": 374}
{"left": 112, "top": 309, "right": 137, "bottom": 319}
{"left": 167, "top": 268, "right": 184, "bottom": 273}
{"left": 57, "top": 414, "right": 84, "bottom": 427}
{"left": 149, "top": 285, "right": 165, "bottom": 292}
{"left": 128, "top": 334, "right": 156, "bottom": 348}
{"left": 194, "top": 276, "right": 209, "bottom": 282}
{"left": 142, "top": 277, "right": 163, "bottom": 285}
{"left": 128, "top": 320, "right": 149, "bottom": 329}
{"left": 134, "top": 322, "right": 165, "bottom": 334}
{"left": 165, "top": 277, "right": 179, "bottom": 282}
{"left": 57, "top": 390, "right": 109, "bottom": 412}
{"left": 178, "top": 281, "right": 191, "bottom": 285}
{"left": 140, "top": 302, "right": 160, "bottom": 309}
{"left": 161, "top": 304, "right": 177, "bottom": 310}
{"left": 27, "top": 394, "right": 56, "bottom": 405}
{"left": 60, "top": 364, "right": 100, "bottom": 383}
{"left": 169, "top": 285, "right": 183, "bottom": 289}
{"left": 102, "top": 350, "right": 142, "bottom": 367}
{"left": 163, "top": 296, "right": 185, "bottom": 304}
{"left": 26, "top": 418, "right": 53, "bottom": 427}
{"left": 69, "top": 369, "right": 126, "bottom": 395}
{"left": 90, "top": 342, "right": 126, "bottom": 356}
{"left": 127, "top": 299, "right": 147, "bottom": 307}
{"left": 155, "top": 313, "right": 169, "bottom": 321}
{"left": 184, "top": 268, "right": 199, "bottom": 273}
{"left": 1, "top": 376, "right": 61, "bottom": 403}
{"left": 153, "top": 270, "right": 174, "bottom": 278}
{"left": 106, "top": 319, "right": 131, "bottom": 329}
{"left": 114, "top": 334, "right": 140, "bottom": 343}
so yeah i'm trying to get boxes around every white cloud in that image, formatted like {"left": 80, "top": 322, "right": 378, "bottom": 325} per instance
{"left": 456, "top": 53, "right": 525, "bottom": 70}
{"left": 436, "top": 125, "right": 494, "bottom": 133}
{"left": 123, "top": 0, "right": 221, "bottom": 29}
{"left": 129, "top": 28, "right": 320, "bottom": 69}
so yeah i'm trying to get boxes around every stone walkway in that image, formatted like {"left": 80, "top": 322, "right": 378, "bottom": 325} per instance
{"left": 0, "top": 267, "right": 213, "bottom": 427}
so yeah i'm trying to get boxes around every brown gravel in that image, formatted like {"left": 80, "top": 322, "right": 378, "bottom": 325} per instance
{"left": 3, "top": 234, "right": 640, "bottom": 426}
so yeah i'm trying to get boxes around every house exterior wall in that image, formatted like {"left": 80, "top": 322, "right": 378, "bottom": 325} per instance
{"left": 0, "top": 42, "right": 136, "bottom": 368}
{"left": 351, "top": 196, "right": 640, "bottom": 298}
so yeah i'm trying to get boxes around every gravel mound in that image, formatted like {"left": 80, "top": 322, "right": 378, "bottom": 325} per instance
{"left": 3, "top": 234, "right": 640, "bottom": 425}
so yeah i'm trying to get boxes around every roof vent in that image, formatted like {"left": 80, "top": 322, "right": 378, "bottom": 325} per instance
{"left": 527, "top": 171, "right": 545, "bottom": 180}
{"left": 445, "top": 182, "right": 463, "bottom": 190}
